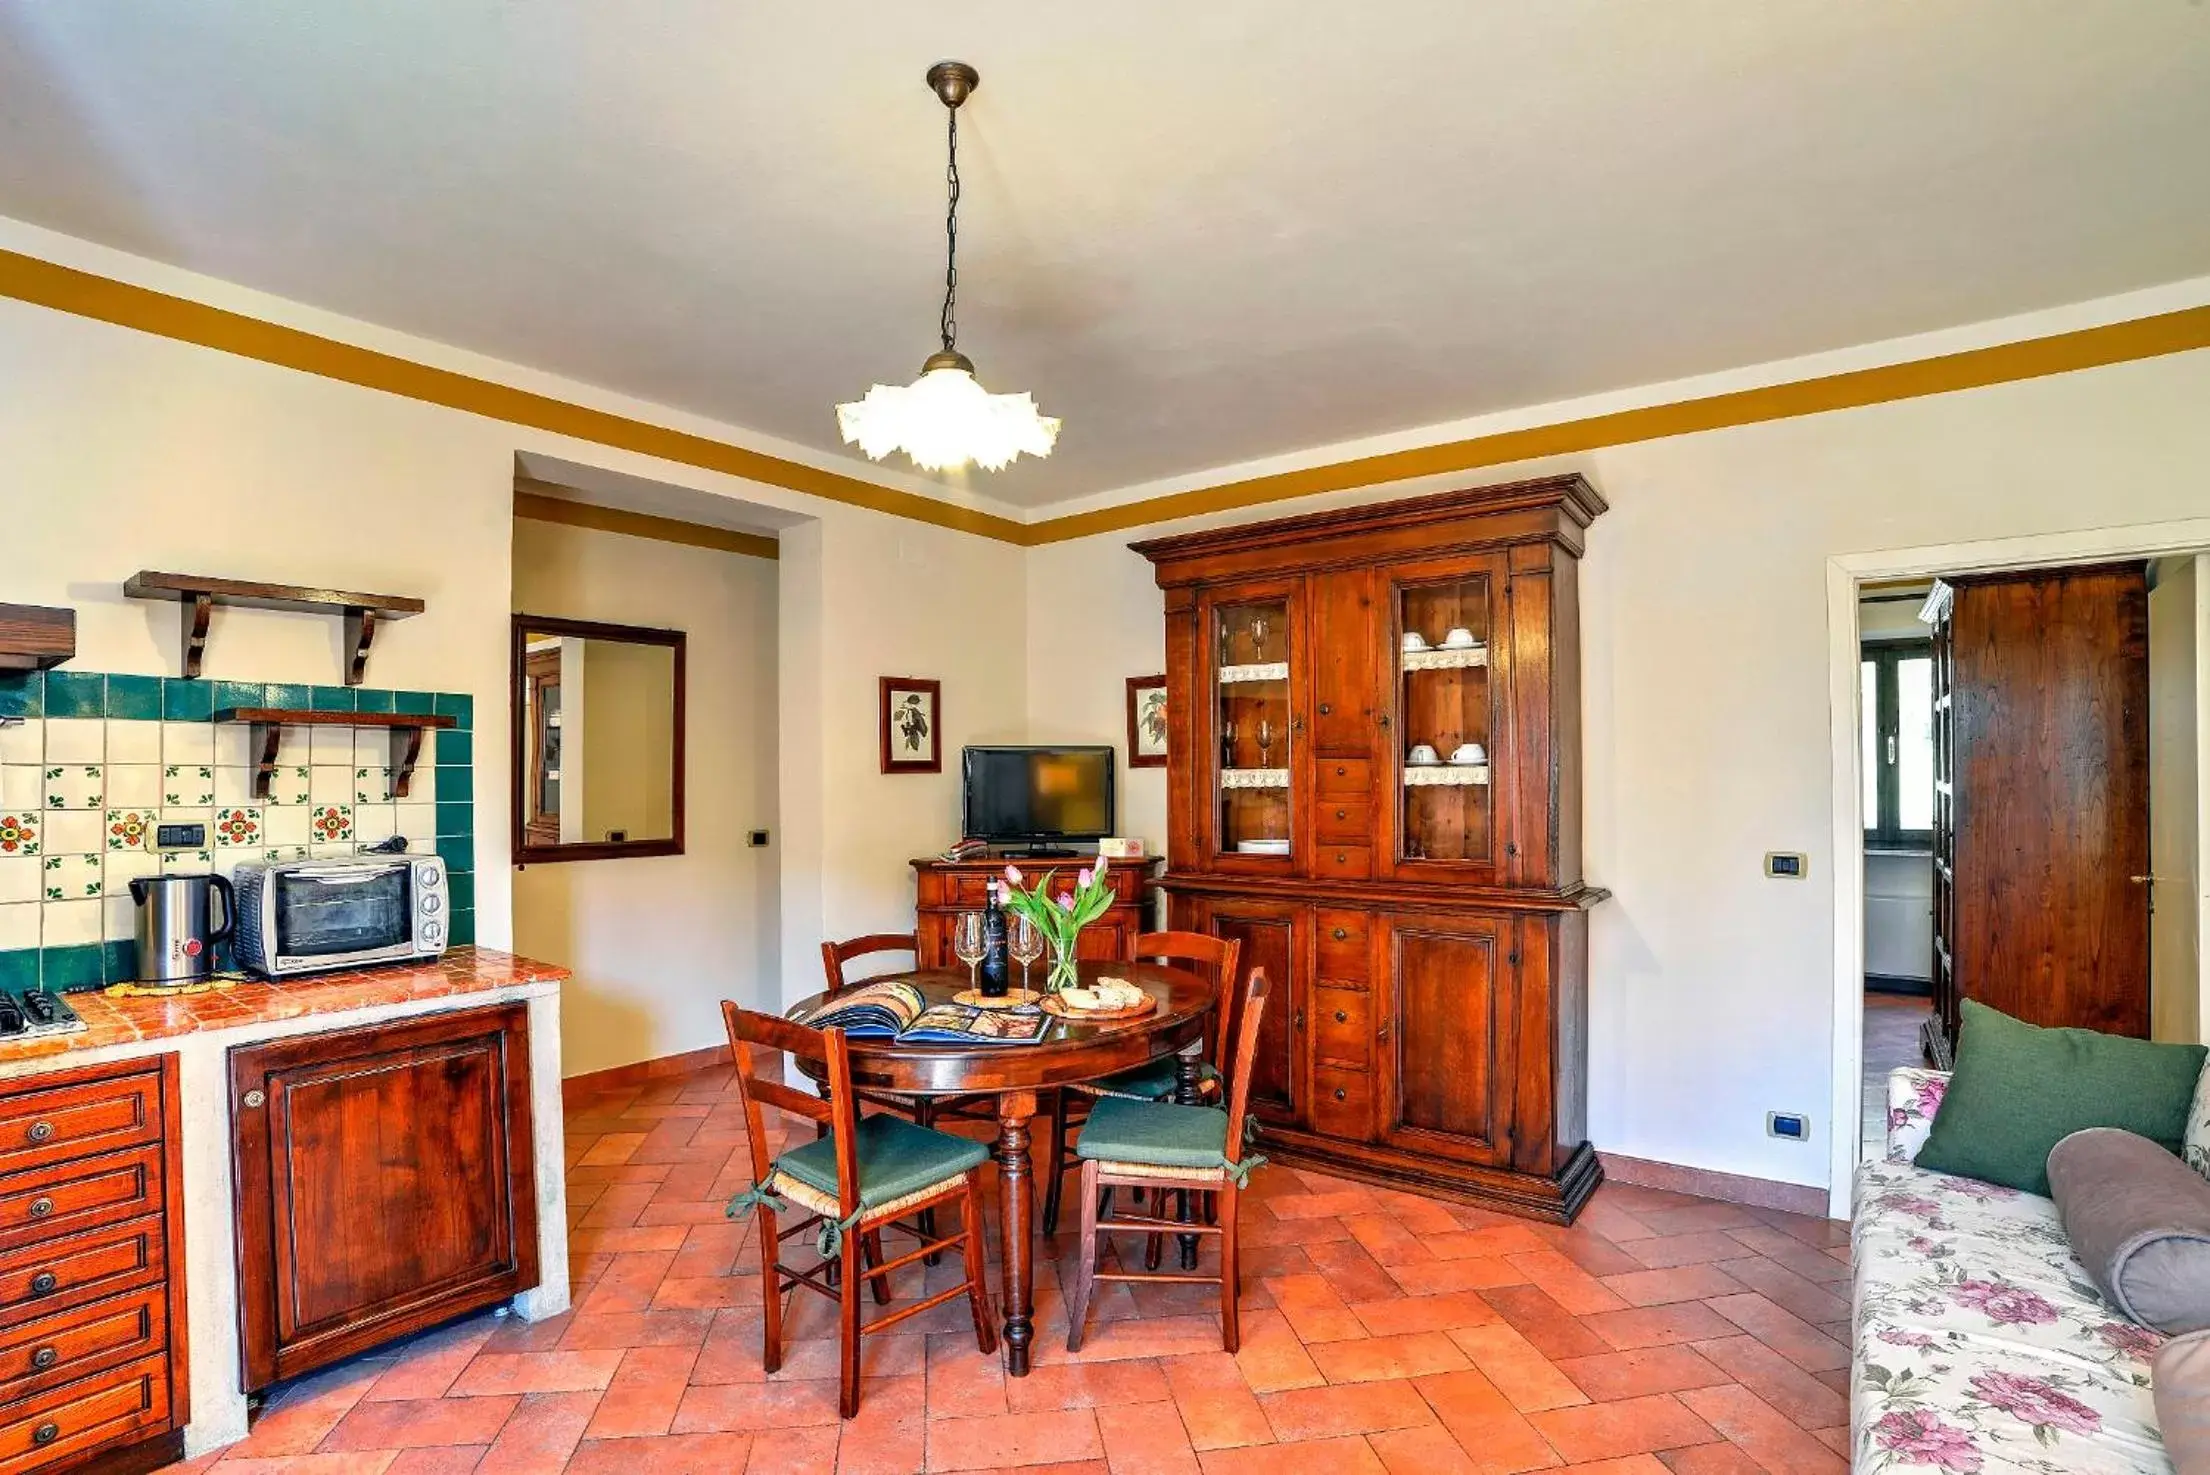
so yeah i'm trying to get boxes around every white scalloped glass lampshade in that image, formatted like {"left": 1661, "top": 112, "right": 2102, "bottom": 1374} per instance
{"left": 836, "top": 364, "right": 1061, "bottom": 473}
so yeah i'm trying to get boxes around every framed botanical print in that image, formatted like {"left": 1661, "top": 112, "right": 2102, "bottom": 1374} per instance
{"left": 1126, "top": 674, "right": 1168, "bottom": 769}
{"left": 879, "top": 677, "right": 942, "bottom": 773}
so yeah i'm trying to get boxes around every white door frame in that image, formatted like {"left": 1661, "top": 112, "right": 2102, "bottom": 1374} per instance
{"left": 1824, "top": 516, "right": 2210, "bottom": 1219}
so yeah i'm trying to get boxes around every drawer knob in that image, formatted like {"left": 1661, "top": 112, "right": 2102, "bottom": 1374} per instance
{"left": 1335, "top": 853, "right": 1347, "bottom": 864}
{"left": 32, "top": 1422, "right": 59, "bottom": 1446}
{"left": 1334, "top": 809, "right": 1347, "bottom": 821}
{"left": 1318, "top": 702, "right": 1331, "bottom": 716}
{"left": 1334, "top": 1009, "right": 1348, "bottom": 1023}
{"left": 29, "top": 1271, "right": 58, "bottom": 1297}
{"left": 30, "top": 1345, "right": 57, "bottom": 1370}
{"left": 1334, "top": 1088, "right": 1348, "bottom": 1102}
{"left": 244, "top": 1090, "right": 267, "bottom": 1108}
{"left": 1331, "top": 927, "right": 1348, "bottom": 941}
{"left": 27, "top": 1197, "right": 52, "bottom": 1219}
{"left": 26, "top": 1121, "right": 53, "bottom": 1144}
{"left": 1334, "top": 766, "right": 1346, "bottom": 777}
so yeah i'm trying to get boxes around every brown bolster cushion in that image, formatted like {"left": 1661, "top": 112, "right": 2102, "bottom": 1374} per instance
{"left": 2047, "top": 1127, "right": 2210, "bottom": 1334}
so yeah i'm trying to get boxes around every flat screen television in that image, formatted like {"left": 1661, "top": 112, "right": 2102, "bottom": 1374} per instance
{"left": 962, "top": 745, "right": 1115, "bottom": 854}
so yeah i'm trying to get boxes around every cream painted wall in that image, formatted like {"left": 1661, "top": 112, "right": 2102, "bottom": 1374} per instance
{"left": 578, "top": 638, "right": 677, "bottom": 841}
{"left": 512, "top": 517, "right": 778, "bottom": 1076}
{"left": 1026, "top": 345, "right": 2210, "bottom": 1192}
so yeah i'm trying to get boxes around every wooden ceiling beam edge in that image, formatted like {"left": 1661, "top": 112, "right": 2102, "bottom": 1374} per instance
{"left": 3, "top": 248, "right": 2205, "bottom": 551}
{"left": 513, "top": 485, "right": 779, "bottom": 560}
{"left": 0, "top": 247, "right": 1022, "bottom": 545}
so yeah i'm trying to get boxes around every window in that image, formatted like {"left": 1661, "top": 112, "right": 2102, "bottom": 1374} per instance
{"left": 1862, "top": 641, "right": 1934, "bottom": 849}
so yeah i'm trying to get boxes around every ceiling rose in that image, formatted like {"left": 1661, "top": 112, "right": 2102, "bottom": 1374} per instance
{"left": 836, "top": 61, "right": 1060, "bottom": 475}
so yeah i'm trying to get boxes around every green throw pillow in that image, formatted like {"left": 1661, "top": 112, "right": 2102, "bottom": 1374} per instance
{"left": 1916, "top": 1000, "right": 2208, "bottom": 1195}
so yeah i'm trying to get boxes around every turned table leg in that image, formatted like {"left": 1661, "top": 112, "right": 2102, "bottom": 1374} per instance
{"left": 994, "top": 1089, "right": 1039, "bottom": 1375}
{"left": 1175, "top": 1054, "right": 1202, "bottom": 1270}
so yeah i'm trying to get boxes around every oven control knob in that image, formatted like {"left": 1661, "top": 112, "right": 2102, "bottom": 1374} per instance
{"left": 423, "top": 921, "right": 444, "bottom": 943}
{"left": 421, "top": 894, "right": 442, "bottom": 915}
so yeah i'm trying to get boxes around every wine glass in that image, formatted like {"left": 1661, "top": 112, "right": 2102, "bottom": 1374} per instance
{"left": 1008, "top": 914, "right": 1044, "bottom": 995}
{"left": 1256, "top": 716, "right": 1275, "bottom": 768}
{"left": 1251, "top": 615, "right": 1269, "bottom": 661}
{"left": 953, "top": 912, "right": 986, "bottom": 991}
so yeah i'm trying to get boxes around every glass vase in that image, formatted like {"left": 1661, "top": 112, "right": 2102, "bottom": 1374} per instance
{"left": 1048, "top": 933, "right": 1082, "bottom": 993}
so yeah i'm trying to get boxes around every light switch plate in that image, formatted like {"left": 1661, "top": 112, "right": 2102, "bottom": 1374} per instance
{"left": 1764, "top": 852, "right": 1808, "bottom": 880}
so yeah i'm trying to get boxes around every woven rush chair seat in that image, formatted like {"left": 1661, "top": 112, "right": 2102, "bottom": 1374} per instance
{"left": 1074, "top": 1097, "right": 1246, "bottom": 1180}
{"left": 1065, "top": 1057, "right": 1218, "bottom": 1103}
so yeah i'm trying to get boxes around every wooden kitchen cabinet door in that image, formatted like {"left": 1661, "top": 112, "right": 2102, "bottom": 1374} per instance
{"left": 1187, "top": 896, "right": 1309, "bottom": 1130}
{"left": 1375, "top": 910, "right": 1518, "bottom": 1167}
{"left": 230, "top": 1004, "right": 538, "bottom": 1390}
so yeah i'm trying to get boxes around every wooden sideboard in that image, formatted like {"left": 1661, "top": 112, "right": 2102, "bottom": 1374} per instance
{"left": 0, "top": 1056, "right": 187, "bottom": 1475}
{"left": 912, "top": 856, "right": 1160, "bottom": 973}
{"left": 1133, "top": 475, "right": 1609, "bottom": 1224}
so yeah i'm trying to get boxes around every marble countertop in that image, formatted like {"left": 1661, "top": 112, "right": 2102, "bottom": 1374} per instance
{"left": 0, "top": 946, "right": 567, "bottom": 1066}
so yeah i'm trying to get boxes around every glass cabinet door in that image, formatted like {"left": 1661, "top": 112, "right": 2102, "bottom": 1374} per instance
{"left": 1211, "top": 594, "right": 1295, "bottom": 862}
{"left": 1392, "top": 564, "right": 1501, "bottom": 870}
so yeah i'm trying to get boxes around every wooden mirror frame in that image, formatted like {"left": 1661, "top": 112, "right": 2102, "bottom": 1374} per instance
{"left": 510, "top": 614, "right": 687, "bottom": 864}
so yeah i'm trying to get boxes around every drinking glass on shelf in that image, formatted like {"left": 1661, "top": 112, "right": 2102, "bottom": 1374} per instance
{"left": 1256, "top": 717, "right": 1275, "bottom": 768}
{"left": 953, "top": 912, "right": 986, "bottom": 991}
{"left": 1009, "top": 914, "right": 1044, "bottom": 994}
{"left": 1251, "top": 615, "right": 1270, "bottom": 661}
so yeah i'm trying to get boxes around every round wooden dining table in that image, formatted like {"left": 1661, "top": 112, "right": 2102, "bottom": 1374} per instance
{"left": 786, "top": 959, "right": 1218, "bottom": 1375}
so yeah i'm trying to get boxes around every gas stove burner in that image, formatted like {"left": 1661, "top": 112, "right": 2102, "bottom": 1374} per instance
{"left": 0, "top": 986, "right": 86, "bottom": 1040}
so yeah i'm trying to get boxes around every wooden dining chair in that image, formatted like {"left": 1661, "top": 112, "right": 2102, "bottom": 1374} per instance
{"left": 1062, "top": 967, "right": 1271, "bottom": 1353}
{"left": 1040, "top": 931, "right": 1243, "bottom": 1235}
{"left": 721, "top": 1002, "right": 997, "bottom": 1419}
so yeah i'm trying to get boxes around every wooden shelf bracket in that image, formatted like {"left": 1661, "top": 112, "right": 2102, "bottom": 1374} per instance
{"left": 125, "top": 572, "right": 426, "bottom": 686}
{"left": 214, "top": 708, "right": 457, "bottom": 801}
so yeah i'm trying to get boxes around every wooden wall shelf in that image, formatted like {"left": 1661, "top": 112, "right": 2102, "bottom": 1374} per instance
{"left": 123, "top": 571, "right": 426, "bottom": 686}
{"left": 0, "top": 603, "right": 76, "bottom": 671}
{"left": 213, "top": 707, "right": 457, "bottom": 800}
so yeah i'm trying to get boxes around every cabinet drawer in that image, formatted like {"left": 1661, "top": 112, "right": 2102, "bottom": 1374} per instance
{"left": 1311, "top": 845, "right": 1372, "bottom": 881}
{"left": 1313, "top": 989, "right": 1372, "bottom": 1068}
{"left": 0, "top": 1147, "right": 163, "bottom": 1253}
{"left": 0, "top": 1072, "right": 161, "bottom": 1177}
{"left": 0, "top": 1288, "right": 166, "bottom": 1404}
{"left": 943, "top": 874, "right": 994, "bottom": 907}
{"left": 0, "top": 1352, "right": 169, "bottom": 1475}
{"left": 1316, "top": 759, "right": 1372, "bottom": 796}
{"left": 1310, "top": 1066, "right": 1374, "bottom": 1142}
{"left": 1314, "top": 911, "right": 1371, "bottom": 980}
{"left": 1314, "top": 797, "right": 1368, "bottom": 844}
{"left": 0, "top": 1215, "right": 164, "bottom": 1329}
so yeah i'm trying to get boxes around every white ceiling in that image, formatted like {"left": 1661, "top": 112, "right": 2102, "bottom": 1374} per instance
{"left": 3, "top": 3, "right": 2208, "bottom": 510}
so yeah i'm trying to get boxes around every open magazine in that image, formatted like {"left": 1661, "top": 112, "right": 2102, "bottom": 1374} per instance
{"left": 791, "top": 980, "right": 1050, "bottom": 1045}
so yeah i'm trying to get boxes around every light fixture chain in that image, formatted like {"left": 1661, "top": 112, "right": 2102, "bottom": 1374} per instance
{"left": 941, "top": 103, "right": 959, "bottom": 354}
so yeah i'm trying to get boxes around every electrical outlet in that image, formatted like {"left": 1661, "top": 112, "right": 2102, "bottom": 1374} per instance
{"left": 749, "top": 829, "right": 770, "bottom": 848}
{"left": 1767, "top": 1111, "right": 1810, "bottom": 1142}
{"left": 1764, "top": 852, "right": 1807, "bottom": 880}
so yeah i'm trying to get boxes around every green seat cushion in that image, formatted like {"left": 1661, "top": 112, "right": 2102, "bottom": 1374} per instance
{"left": 1917, "top": 999, "right": 2209, "bottom": 1195}
{"left": 1075, "top": 1058, "right": 1217, "bottom": 1102}
{"left": 1076, "top": 1096, "right": 1235, "bottom": 1169}
{"left": 774, "top": 1113, "right": 988, "bottom": 1208}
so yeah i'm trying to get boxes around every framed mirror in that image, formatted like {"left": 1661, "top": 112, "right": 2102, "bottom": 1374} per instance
{"left": 511, "top": 615, "right": 685, "bottom": 863}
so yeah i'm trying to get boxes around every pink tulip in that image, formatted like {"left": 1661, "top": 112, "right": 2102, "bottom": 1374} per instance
{"left": 1092, "top": 853, "right": 1109, "bottom": 881}
{"left": 1077, "top": 868, "right": 1093, "bottom": 890}
{"left": 1004, "top": 864, "right": 1023, "bottom": 888}
{"left": 1057, "top": 893, "right": 1076, "bottom": 912}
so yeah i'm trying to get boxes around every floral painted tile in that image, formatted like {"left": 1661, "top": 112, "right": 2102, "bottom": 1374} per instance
{"left": 308, "top": 804, "right": 353, "bottom": 845}
{"left": 105, "top": 809, "right": 155, "bottom": 852}
{"left": 162, "top": 765, "right": 216, "bottom": 807}
{"left": 43, "top": 853, "right": 101, "bottom": 901}
{"left": 159, "top": 848, "right": 213, "bottom": 875}
{"left": 266, "top": 767, "right": 311, "bottom": 808}
{"left": 213, "top": 807, "right": 264, "bottom": 848}
{"left": 45, "top": 765, "right": 104, "bottom": 810}
{"left": 355, "top": 767, "right": 393, "bottom": 805}
{"left": 0, "top": 812, "right": 38, "bottom": 856}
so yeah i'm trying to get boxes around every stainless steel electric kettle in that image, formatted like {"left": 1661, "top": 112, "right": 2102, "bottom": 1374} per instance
{"left": 129, "top": 872, "right": 235, "bottom": 986}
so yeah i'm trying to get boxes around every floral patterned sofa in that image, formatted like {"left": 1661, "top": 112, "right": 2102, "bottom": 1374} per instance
{"left": 1854, "top": 1067, "right": 2171, "bottom": 1473}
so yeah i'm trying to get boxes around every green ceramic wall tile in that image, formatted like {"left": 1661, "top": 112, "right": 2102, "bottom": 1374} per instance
{"left": 106, "top": 675, "right": 163, "bottom": 721}
{"left": 42, "top": 943, "right": 105, "bottom": 992}
{"left": 448, "top": 908, "right": 476, "bottom": 948}
{"left": 436, "top": 730, "right": 473, "bottom": 767}
{"left": 43, "top": 671, "right": 106, "bottom": 718}
{"left": 212, "top": 680, "right": 264, "bottom": 714}
{"left": 265, "top": 683, "right": 312, "bottom": 711}
{"left": 0, "top": 672, "right": 44, "bottom": 720}
{"left": 447, "top": 871, "right": 475, "bottom": 912}
{"left": 162, "top": 678, "right": 213, "bottom": 722}
{"left": 433, "top": 692, "right": 474, "bottom": 729}
{"left": 101, "top": 939, "right": 136, "bottom": 984}
{"left": 354, "top": 689, "right": 395, "bottom": 714}
{"left": 393, "top": 691, "right": 436, "bottom": 716}
{"left": 0, "top": 950, "right": 35, "bottom": 991}
{"left": 435, "top": 802, "right": 474, "bottom": 838}
{"left": 311, "top": 686, "right": 357, "bottom": 713}
{"left": 434, "top": 766, "right": 472, "bottom": 805}
{"left": 434, "top": 836, "right": 474, "bottom": 873}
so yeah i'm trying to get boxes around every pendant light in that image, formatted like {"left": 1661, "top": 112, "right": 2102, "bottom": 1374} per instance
{"left": 836, "top": 61, "right": 1060, "bottom": 474}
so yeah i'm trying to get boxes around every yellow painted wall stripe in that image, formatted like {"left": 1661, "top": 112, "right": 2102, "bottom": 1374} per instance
{"left": 3, "top": 246, "right": 2205, "bottom": 548}
{"left": 514, "top": 486, "right": 780, "bottom": 561}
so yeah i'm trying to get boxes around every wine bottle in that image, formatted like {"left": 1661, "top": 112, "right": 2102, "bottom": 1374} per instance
{"left": 980, "top": 878, "right": 1010, "bottom": 996}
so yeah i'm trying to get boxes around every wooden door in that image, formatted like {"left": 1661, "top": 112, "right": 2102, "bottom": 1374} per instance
{"left": 1375, "top": 911, "right": 1516, "bottom": 1165}
{"left": 1378, "top": 552, "right": 1513, "bottom": 885}
{"left": 1308, "top": 568, "right": 1379, "bottom": 757}
{"left": 1196, "top": 897, "right": 1309, "bottom": 1129}
{"left": 1192, "top": 580, "right": 1307, "bottom": 875}
{"left": 231, "top": 1005, "right": 538, "bottom": 1390}
{"left": 1949, "top": 565, "right": 2151, "bottom": 1036}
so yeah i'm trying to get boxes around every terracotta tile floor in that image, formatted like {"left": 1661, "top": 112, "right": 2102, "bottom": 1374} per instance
{"left": 164, "top": 1063, "right": 1857, "bottom": 1474}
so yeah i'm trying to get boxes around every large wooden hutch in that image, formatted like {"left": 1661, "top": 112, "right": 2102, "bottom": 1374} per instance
{"left": 1133, "top": 475, "right": 1608, "bottom": 1223}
